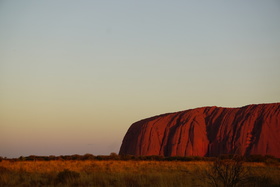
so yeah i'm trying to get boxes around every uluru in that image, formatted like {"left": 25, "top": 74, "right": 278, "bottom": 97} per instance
{"left": 119, "top": 103, "right": 280, "bottom": 158}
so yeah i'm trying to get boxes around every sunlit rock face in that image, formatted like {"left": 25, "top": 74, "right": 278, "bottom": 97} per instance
{"left": 119, "top": 103, "right": 280, "bottom": 158}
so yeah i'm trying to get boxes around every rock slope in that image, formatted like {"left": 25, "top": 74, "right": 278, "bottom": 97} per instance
{"left": 119, "top": 103, "right": 280, "bottom": 157}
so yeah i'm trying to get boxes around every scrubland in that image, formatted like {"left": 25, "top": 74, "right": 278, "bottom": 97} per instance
{"left": 0, "top": 159, "right": 279, "bottom": 187}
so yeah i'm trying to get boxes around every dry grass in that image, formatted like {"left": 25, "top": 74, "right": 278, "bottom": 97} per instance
{"left": 0, "top": 160, "right": 279, "bottom": 187}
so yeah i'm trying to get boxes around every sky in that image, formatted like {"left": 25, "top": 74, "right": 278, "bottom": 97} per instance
{"left": 0, "top": 0, "right": 280, "bottom": 158}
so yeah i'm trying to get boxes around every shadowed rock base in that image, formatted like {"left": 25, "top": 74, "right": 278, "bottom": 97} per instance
{"left": 119, "top": 103, "right": 280, "bottom": 157}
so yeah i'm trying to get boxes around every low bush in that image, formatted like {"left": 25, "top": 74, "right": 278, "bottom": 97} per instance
{"left": 55, "top": 169, "right": 80, "bottom": 184}
{"left": 202, "top": 156, "right": 250, "bottom": 187}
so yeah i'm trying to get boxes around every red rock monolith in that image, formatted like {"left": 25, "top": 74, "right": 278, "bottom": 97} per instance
{"left": 119, "top": 103, "right": 280, "bottom": 157}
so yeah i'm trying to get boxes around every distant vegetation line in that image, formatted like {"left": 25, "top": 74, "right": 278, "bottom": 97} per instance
{"left": 1, "top": 153, "right": 279, "bottom": 163}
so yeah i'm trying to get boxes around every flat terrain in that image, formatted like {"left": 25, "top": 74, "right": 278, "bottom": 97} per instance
{"left": 0, "top": 160, "right": 279, "bottom": 186}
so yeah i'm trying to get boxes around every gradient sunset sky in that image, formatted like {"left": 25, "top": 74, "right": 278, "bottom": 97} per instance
{"left": 1, "top": 0, "right": 280, "bottom": 158}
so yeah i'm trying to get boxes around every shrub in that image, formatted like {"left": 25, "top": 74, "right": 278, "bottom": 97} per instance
{"left": 56, "top": 169, "right": 80, "bottom": 184}
{"left": 246, "top": 154, "right": 266, "bottom": 162}
{"left": 120, "top": 154, "right": 134, "bottom": 160}
{"left": 109, "top": 152, "right": 119, "bottom": 160}
{"left": 82, "top": 153, "right": 95, "bottom": 160}
{"left": 264, "top": 158, "right": 279, "bottom": 166}
{"left": 220, "top": 154, "right": 235, "bottom": 160}
{"left": 0, "top": 166, "right": 10, "bottom": 174}
{"left": 203, "top": 156, "right": 250, "bottom": 187}
{"left": 145, "top": 155, "right": 164, "bottom": 161}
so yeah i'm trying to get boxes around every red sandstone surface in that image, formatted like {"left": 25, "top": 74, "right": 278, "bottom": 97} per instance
{"left": 119, "top": 103, "right": 280, "bottom": 157}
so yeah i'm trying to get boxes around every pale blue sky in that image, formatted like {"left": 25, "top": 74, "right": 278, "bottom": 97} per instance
{"left": 1, "top": 0, "right": 280, "bottom": 158}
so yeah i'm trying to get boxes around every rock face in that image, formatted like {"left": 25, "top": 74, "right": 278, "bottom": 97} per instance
{"left": 119, "top": 103, "right": 280, "bottom": 157}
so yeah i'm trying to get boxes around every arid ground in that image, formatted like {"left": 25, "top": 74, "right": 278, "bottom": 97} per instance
{"left": 0, "top": 159, "right": 279, "bottom": 187}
